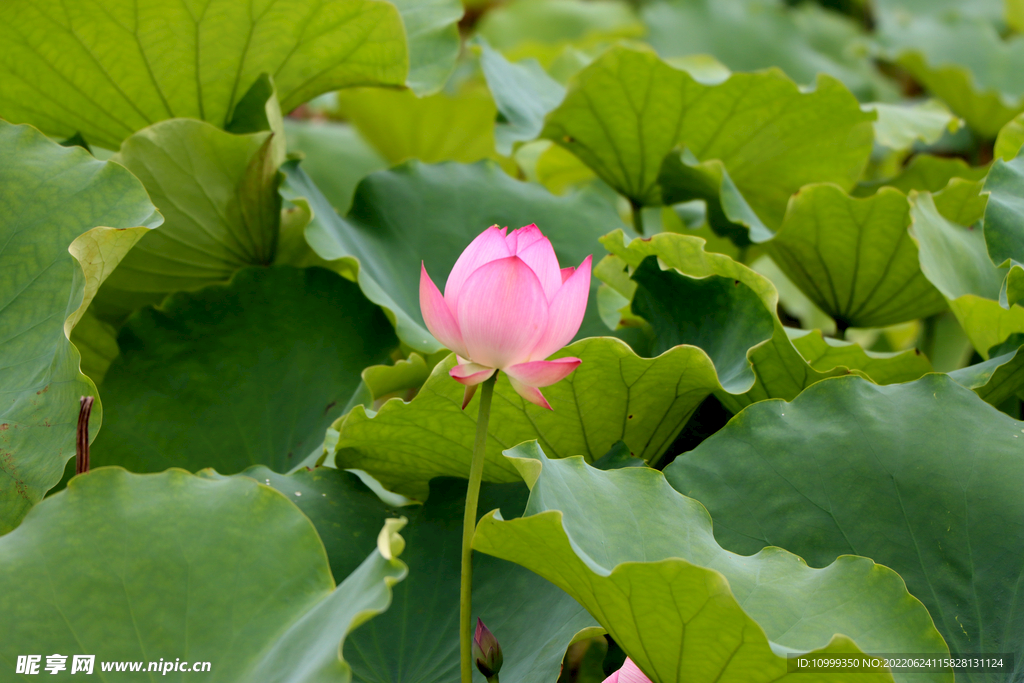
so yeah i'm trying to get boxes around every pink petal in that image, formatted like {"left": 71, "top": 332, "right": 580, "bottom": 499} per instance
{"left": 560, "top": 266, "right": 575, "bottom": 283}
{"left": 504, "top": 227, "right": 518, "bottom": 252}
{"left": 601, "top": 671, "right": 620, "bottom": 683}
{"left": 460, "top": 384, "right": 478, "bottom": 410}
{"left": 507, "top": 376, "right": 552, "bottom": 410}
{"left": 504, "top": 358, "right": 580, "bottom": 388}
{"left": 616, "top": 659, "right": 653, "bottom": 683}
{"left": 450, "top": 360, "right": 496, "bottom": 410}
{"left": 508, "top": 223, "right": 545, "bottom": 253}
{"left": 530, "top": 255, "right": 592, "bottom": 361}
{"left": 517, "top": 233, "right": 562, "bottom": 302}
{"left": 450, "top": 362, "right": 496, "bottom": 386}
{"left": 456, "top": 256, "right": 549, "bottom": 369}
{"left": 420, "top": 263, "right": 468, "bottom": 357}
{"left": 444, "top": 226, "right": 511, "bottom": 313}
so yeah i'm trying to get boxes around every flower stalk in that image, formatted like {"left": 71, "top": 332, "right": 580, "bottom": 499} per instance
{"left": 460, "top": 372, "right": 498, "bottom": 683}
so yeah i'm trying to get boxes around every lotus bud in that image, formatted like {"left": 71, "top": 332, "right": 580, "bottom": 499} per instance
{"left": 472, "top": 618, "right": 503, "bottom": 680}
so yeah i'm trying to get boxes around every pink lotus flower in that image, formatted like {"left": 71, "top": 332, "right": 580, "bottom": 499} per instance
{"left": 603, "top": 658, "right": 652, "bottom": 683}
{"left": 420, "top": 224, "right": 592, "bottom": 410}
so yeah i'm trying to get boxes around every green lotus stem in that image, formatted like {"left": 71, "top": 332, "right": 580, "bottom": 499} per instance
{"left": 461, "top": 372, "right": 497, "bottom": 683}
{"left": 631, "top": 199, "right": 645, "bottom": 236}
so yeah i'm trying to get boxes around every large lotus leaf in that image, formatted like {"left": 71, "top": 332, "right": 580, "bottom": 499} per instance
{"left": 909, "top": 181, "right": 1018, "bottom": 359}
{"left": 788, "top": 328, "right": 932, "bottom": 384}
{"left": 983, "top": 148, "right": 1024, "bottom": 268}
{"left": 658, "top": 151, "right": 773, "bottom": 245}
{"left": 864, "top": 100, "right": 962, "bottom": 150}
{"left": 335, "top": 87, "right": 503, "bottom": 166}
{"left": 950, "top": 344, "right": 1024, "bottom": 405}
{"left": 387, "top": 0, "right": 463, "bottom": 95}
{"left": 283, "top": 120, "right": 388, "bottom": 214}
{"left": 642, "top": 0, "right": 887, "bottom": 101}
{"left": 224, "top": 467, "right": 598, "bottom": 682}
{"left": 878, "top": 15, "right": 1024, "bottom": 138}
{"left": 91, "top": 266, "right": 396, "bottom": 475}
{"left": 0, "top": 122, "right": 161, "bottom": 533}
{"left": 764, "top": 184, "right": 947, "bottom": 329}
{"left": 599, "top": 230, "right": 926, "bottom": 411}
{"left": 630, "top": 256, "right": 775, "bottom": 392}
{"left": 69, "top": 309, "right": 122, "bottom": 385}
{"left": 0, "top": 0, "right": 409, "bottom": 150}
{"left": 541, "top": 45, "right": 873, "bottom": 225}
{"left": 335, "top": 337, "right": 725, "bottom": 499}
{"left": 854, "top": 155, "right": 989, "bottom": 198}
{"left": 476, "top": 0, "right": 642, "bottom": 52}
{"left": 94, "top": 119, "right": 281, "bottom": 320}
{"left": 281, "top": 160, "right": 627, "bottom": 353}
{"left": 474, "top": 442, "right": 951, "bottom": 683}
{"left": 237, "top": 467, "right": 599, "bottom": 681}
{"left": 666, "top": 374, "right": 1024, "bottom": 679}
{"left": 474, "top": 37, "right": 567, "bottom": 156}
{"left": 0, "top": 467, "right": 407, "bottom": 682}
{"left": 996, "top": 112, "right": 1024, "bottom": 162}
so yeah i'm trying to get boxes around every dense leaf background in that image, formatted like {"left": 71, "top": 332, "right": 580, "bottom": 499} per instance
{"left": 2, "top": 0, "right": 1024, "bottom": 681}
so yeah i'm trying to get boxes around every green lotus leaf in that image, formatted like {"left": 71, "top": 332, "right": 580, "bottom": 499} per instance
{"left": 94, "top": 119, "right": 283, "bottom": 320}
{"left": 474, "top": 37, "right": 567, "bottom": 156}
{"left": 387, "top": 0, "right": 463, "bottom": 96}
{"left": 630, "top": 255, "right": 775, "bottom": 392}
{"left": 665, "top": 374, "right": 1023, "bottom": 678}
{"left": 909, "top": 180, "right": 1015, "bottom": 358}
{"left": 363, "top": 354, "right": 435, "bottom": 402}
{"left": 91, "top": 266, "right": 396, "bottom": 475}
{"left": 599, "top": 230, "right": 929, "bottom": 411}
{"left": 764, "top": 184, "right": 947, "bottom": 329}
{"left": 788, "top": 328, "right": 932, "bottom": 384}
{"left": 281, "top": 160, "right": 628, "bottom": 353}
{"left": 219, "top": 467, "right": 597, "bottom": 682}
{"left": 69, "top": 309, "right": 121, "bottom": 386}
{"left": 283, "top": 120, "right": 388, "bottom": 214}
{"left": 0, "top": 467, "right": 406, "bottom": 681}
{"left": 0, "top": 0, "right": 410, "bottom": 150}
{"left": 864, "top": 100, "right": 962, "bottom": 150}
{"left": 853, "top": 155, "right": 989, "bottom": 197}
{"left": 0, "top": 122, "right": 161, "bottom": 533}
{"left": 642, "top": 0, "right": 889, "bottom": 101}
{"left": 335, "top": 87, "right": 505, "bottom": 166}
{"left": 658, "top": 151, "right": 773, "bottom": 245}
{"left": 335, "top": 336, "right": 725, "bottom": 499}
{"left": 949, "top": 343, "right": 1024, "bottom": 405}
{"left": 878, "top": 15, "right": 1024, "bottom": 138}
{"left": 476, "top": 0, "right": 642, "bottom": 52}
{"left": 982, "top": 147, "right": 1024, "bottom": 268}
{"left": 1011, "top": 0, "right": 1024, "bottom": 32}
{"left": 474, "top": 442, "right": 951, "bottom": 683}
{"left": 995, "top": 112, "right": 1024, "bottom": 161}
{"left": 541, "top": 45, "right": 873, "bottom": 226}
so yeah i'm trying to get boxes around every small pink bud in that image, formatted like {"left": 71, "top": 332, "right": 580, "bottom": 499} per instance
{"left": 472, "top": 618, "right": 503, "bottom": 679}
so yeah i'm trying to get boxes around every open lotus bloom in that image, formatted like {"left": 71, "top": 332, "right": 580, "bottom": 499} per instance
{"left": 602, "top": 658, "right": 652, "bottom": 683}
{"left": 420, "top": 224, "right": 592, "bottom": 410}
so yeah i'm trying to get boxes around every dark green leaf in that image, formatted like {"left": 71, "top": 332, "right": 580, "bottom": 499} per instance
{"left": 0, "top": 467, "right": 407, "bottom": 681}
{"left": 474, "top": 442, "right": 951, "bottom": 683}
{"left": 0, "top": 121, "right": 160, "bottom": 532}
{"left": 666, "top": 374, "right": 1024, "bottom": 678}
{"left": 92, "top": 266, "right": 396, "bottom": 475}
